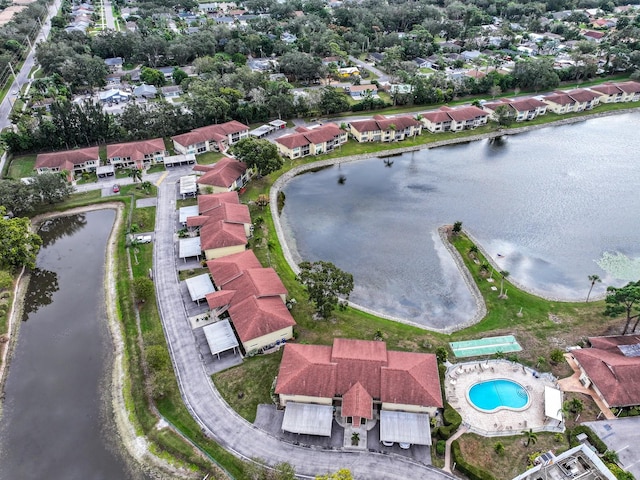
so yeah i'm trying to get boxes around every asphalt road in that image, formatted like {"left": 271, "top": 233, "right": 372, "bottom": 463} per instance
{"left": 584, "top": 418, "right": 640, "bottom": 478}
{"left": 152, "top": 170, "right": 456, "bottom": 479}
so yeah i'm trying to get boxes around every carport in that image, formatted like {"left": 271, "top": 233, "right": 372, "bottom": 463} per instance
{"left": 185, "top": 273, "right": 215, "bottom": 305}
{"left": 164, "top": 153, "right": 196, "bottom": 167}
{"left": 179, "top": 237, "right": 201, "bottom": 262}
{"left": 202, "top": 320, "right": 240, "bottom": 360}
{"left": 97, "top": 165, "right": 115, "bottom": 177}
{"left": 379, "top": 410, "right": 431, "bottom": 446}
{"left": 180, "top": 175, "right": 198, "bottom": 198}
{"left": 179, "top": 205, "right": 199, "bottom": 225}
{"left": 282, "top": 402, "right": 334, "bottom": 437}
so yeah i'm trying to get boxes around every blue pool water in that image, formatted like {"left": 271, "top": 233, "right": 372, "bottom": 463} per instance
{"left": 468, "top": 380, "right": 529, "bottom": 412}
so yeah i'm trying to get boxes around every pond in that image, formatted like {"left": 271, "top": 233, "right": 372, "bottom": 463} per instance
{"left": 280, "top": 113, "right": 640, "bottom": 330}
{"left": 0, "top": 210, "right": 149, "bottom": 480}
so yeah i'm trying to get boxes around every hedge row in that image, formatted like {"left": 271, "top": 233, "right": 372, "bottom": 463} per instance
{"left": 567, "top": 426, "right": 607, "bottom": 453}
{"left": 438, "top": 401, "right": 463, "bottom": 440}
{"left": 451, "top": 440, "right": 497, "bottom": 480}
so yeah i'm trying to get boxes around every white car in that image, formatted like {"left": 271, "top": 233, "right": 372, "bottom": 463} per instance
{"left": 381, "top": 441, "right": 394, "bottom": 447}
{"left": 399, "top": 442, "right": 411, "bottom": 450}
{"left": 135, "top": 235, "right": 152, "bottom": 244}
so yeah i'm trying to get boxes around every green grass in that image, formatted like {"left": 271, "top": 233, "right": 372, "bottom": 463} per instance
{"left": 176, "top": 197, "right": 198, "bottom": 208}
{"left": 146, "top": 164, "right": 165, "bottom": 174}
{"left": 131, "top": 206, "right": 156, "bottom": 232}
{"left": 213, "top": 351, "right": 283, "bottom": 422}
{"left": 178, "top": 267, "right": 208, "bottom": 281}
{"left": 7, "top": 154, "right": 36, "bottom": 179}
{"left": 196, "top": 151, "right": 224, "bottom": 165}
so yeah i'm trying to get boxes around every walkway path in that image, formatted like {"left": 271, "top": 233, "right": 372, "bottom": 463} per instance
{"left": 152, "top": 170, "right": 458, "bottom": 479}
{"left": 558, "top": 354, "right": 615, "bottom": 420}
{"left": 443, "top": 425, "right": 467, "bottom": 473}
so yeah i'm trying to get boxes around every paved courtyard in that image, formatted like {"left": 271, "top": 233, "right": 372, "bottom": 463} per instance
{"left": 445, "top": 359, "right": 564, "bottom": 436}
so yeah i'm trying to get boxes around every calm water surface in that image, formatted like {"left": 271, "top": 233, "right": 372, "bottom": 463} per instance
{"left": 0, "top": 210, "right": 149, "bottom": 480}
{"left": 281, "top": 113, "right": 640, "bottom": 330}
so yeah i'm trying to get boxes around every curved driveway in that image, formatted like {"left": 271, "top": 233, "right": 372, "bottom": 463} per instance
{"left": 153, "top": 171, "right": 456, "bottom": 479}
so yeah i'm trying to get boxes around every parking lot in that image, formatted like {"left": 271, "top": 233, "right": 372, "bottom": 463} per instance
{"left": 584, "top": 418, "right": 640, "bottom": 477}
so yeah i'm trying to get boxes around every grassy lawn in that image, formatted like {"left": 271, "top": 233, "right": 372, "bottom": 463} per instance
{"left": 178, "top": 267, "right": 209, "bottom": 281}
{"left": 196, "top": 151, "right": 225, "bottom": 165}
{"left": 176, "top": 197, "right": 198, "bottom": 208}
{"left": 213, "top": 351, "right": 283, "bottom": 423}
{"left": 456, "top": 432, "right": 570, "bottom": 480}
{"left": 146, "top": 164, "right": 165, "bottom": 174}
{"left": 7, "top": 154, "right": 36, "bottom": 179}
{"left": 131, "top": 206, "right": 156, "bottom": 232}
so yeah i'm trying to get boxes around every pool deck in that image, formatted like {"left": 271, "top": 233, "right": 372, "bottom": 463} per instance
{"left": 445, "top": 360, "right": 564, "bottom": 437}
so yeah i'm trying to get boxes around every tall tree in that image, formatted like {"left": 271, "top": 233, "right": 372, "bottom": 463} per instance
{"left": 586, "top": 274, "right": 601, "bottom": 302}
{"left": 604, "top": 281, "right": 640, "bottom": 334}
{"left": 297, "top": 261, "right": 354, "bottom": 319}
{"left": 0, "top": 207, "right": 42, "bottom": 270}
{"left": 230, "top": 137, "right": 283, "bottom": 176}
{"left": 31, "top": 173, "right": 74, "bottom": 204}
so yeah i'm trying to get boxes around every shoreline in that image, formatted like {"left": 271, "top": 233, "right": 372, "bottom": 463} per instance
{"left": 1, "top": 203, "right": 192, "bottom": 480}
{"left": 270, "top": 109, "right": 626, "bottom": 332}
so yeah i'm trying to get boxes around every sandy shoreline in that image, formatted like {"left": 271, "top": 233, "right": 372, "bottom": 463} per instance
{"left": 1, "top": 203, "right": 197, "bottom": 479}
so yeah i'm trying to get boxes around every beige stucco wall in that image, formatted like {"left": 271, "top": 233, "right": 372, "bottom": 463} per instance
{"left": 381, "top": 402, "right": 436, "bottom": 415}
{"left": 173, "top": 140, "right": 188, "bottom": 154}
{"left": 279, "top": 393, "right": 332, "bottom": 408}
{"left": 204, "top": 244, "right": 246, "bottom": 260}
{"left": 242, "top": 326, "right": 293, "bottom": 353}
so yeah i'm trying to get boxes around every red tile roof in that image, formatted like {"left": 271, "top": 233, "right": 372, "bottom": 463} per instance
{"left": 106, "top": 138, "right": 165, "bottom": 162}
{"left": 228, "top": 295, "right": 296, "bottom": 343}
{"left": 275, "top": 123, "right": 344, "bottom": 149}
{"left": 206, "top": 250, "right": 262, "bottom": 287}
{"left": 187, "top": 202, "right": 250, "bottom": 228}
{"left": 350, "top": 84, "right": 378, "bottom": 93}
{"left": 342, "top": 382, "right": 373, "bottom": 420}
{"left": 566, "top": 88, "right": 600, "bottom": 103}
{"left": 616, "top": 81, "right": 640, "bottom": 94}
{"left": 196, "top": 157, "right": 247, "bottom": 189}
{"left": 508, "top": 98, "right": 547, "bottom": 111}
{"left": 350, "top": 115, "right": 420, "bottom": 133}
{"left": 35, "top": 146, "right": 100, "bottom": 170}
{"left": 205, "top": 289, "right": 236, "bottom": 309}
{"left": 198, "top": 191, "right": 240, "bottom": 214}
{"left": 543, "top": 93, "right": 576, "bottom": 106}
{"left": 444, "top": 106, "right": 487, "bottom": 122}
{"left": 590, "top": 83, "right": 622, "bottom": 95}
{"left": 275, "top": 339, "right": 442, "bottom": 408}
{"left": 573, "top": 335, "right": 640, "bottom": 407}
{"left": 200, "top": 221, "right": 247, "bottom": 250}
{"left": 172, "top": 120, "right": 248, "bottom": 147}
{"left": 223, "top": 267, "right": 287, "bottom": 301}
{"left": 422, "top": 110, "right": 452, "bottom": 123}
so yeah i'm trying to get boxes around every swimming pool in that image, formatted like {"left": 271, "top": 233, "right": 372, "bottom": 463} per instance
{"left": 468, "top": 379, "right": 530, "bottom": 412}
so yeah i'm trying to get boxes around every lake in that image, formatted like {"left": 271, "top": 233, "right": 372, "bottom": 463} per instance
{"left": 280, "top": 113, "right": 640, "bottom": 330}
{"left": 0, "top": 210, "right": 149, "bottom": 479}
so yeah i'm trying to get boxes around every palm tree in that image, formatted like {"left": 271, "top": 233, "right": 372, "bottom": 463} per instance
{"left": 499, "top": 270, "right": 510, "bottom": 298}
{"left": 586, "top": 274, "right": 601, "bottom": 302}
{"left": 127, "top": 167, "right": 143, "bottom": 183}
{"left": 522, "top": 428, "right": 538, "bottom": 447}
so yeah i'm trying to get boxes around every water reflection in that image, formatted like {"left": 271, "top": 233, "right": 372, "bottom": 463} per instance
{"left": 281, "top": 113, "right": 640, "bottom": 330}
{"left": 21, "top": 267, "right": 58, "bottom": 318}
{"left": 38, "top": 214, "right": 87, "bottom": 248}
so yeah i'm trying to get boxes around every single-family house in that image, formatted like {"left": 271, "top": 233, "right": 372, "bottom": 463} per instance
{"left": 347, "top": 84, "right": 378, "bottom": 100}
{"left": 368, "top": 52, "right": 384, "bottom": 63}
{"left": 98, "top": 88, "right": 130, "bottom": 104}
{"left": 194, "top": 157, "right": 250, "bottom": 193}
{"left": 172, "top": 121, "right": 249, "bottom": 155}
{"left": 161, "top": 85, "right": 182, "bottom": 98}
{"left": 275, "top": 123, "right": 347, "bottom": 159}
{"left": 106, "top": 138, "right": 166, "bottom": 169}
{"left": 104, "top": 57, "right": 124, "bottom": 71}
{"left": 133, "top": 83, "right": 157, "bottom": 99}
{"left": 35, "top": 146, "right": 100, "bottom": 180}
{"left": 583, "top": 30, "right": 605, "bottom": 42}
{"left": 349, "top": 114, "right": 422, "bottom": 143}
{"left": 275, "top": 338, "right": 442, "bottom": 440}
{"left": 570, "top": 335, "right": 640, "bottom": 408}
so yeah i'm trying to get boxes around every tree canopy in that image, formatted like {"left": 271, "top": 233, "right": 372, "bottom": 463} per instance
{"left": 297, "top": 261, "right": 354, "bottom": 319}
{"left": 0, "top": 207, "right": 42, "bottom": 270}
{"left": 604, "top": 281, "right": 640, "bottom": 335}
{"left": 230, "top": 137, "right": 283, "bottom": 176}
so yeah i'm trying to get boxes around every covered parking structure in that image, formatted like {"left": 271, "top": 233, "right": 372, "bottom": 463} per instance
{"left": 379, "top": 410, "right": 431, "bottom": 446}
{"left": 282, "top": 402, "right": 334, "bottom": 437}
{"left": 179, "top": 205, "right": 199, "bottom": 225}
{"left": 179, "top": 236, "right": 201, "bottom": 262}
{"left": 185, "top": 273, "right": 215, "bottom": 304}
{"left": 97, "top": 165, "right": 115, "bottom": 177}
{"left": 164, "top": 153, "right": 196, "bottom": 167}
{"left": 179, "top": 175, "right": 198, "bottom": 198}
{"left": 202, "top": 319, "right": 240, "bottom": 360}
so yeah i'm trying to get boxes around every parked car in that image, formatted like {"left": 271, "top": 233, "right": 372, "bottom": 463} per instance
{"left": 399, "top": 442, "right": 411, "bottom": 450}
{"left": 135, "top": 235, "right": 152, "bottom": 244}
{"left": 382, "top": 441, "right": 394, "bottom": 447}
{"left": 112, "top": 184, "right": 120, "bottom": 193}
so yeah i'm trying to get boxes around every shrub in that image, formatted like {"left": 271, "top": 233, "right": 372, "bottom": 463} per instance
{"left": 0, "top": 270, "right": 12, "bottom": 290}
{"left": 550, "top": 349, "right": 565, "bottom": 364}
{"left": 494, "top": 442, "right": 505, "bottom": 455}
{"left": 567, "top": 426, "right": 607, "bottom": 453}
{"left": 436, "top": 440, "right": 446, "bottom": 456}
{"left": 438, "top": 402, "right": 463, "bottom": 440}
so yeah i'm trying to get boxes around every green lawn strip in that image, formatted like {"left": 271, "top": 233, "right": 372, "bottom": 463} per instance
{"left": 178, "top": 267, "right": 209, "bottom": 281}
{"left": 7, "top": 154, "right": 36, "bottom": 179}
{"left": 196, "top": 151, "right": 225, "bottom": 165}
{"left": 212, "top": 351, "right": 283, "bottom": 423}
{"left": 455, "top": 431, "right": 570, "bottom": 480}
{"left": 146, "top": 164, "right": 165, "bottom": 174}
{"left": 176, "top": 197, "right": 198, "bottom": 208}
{"left": 131, "top": 206, "right": 156, "bottom": 233}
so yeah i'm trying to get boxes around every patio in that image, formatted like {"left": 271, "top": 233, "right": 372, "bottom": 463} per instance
{"left": 445, "top": 359, "right": 564, "bottom": 437}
